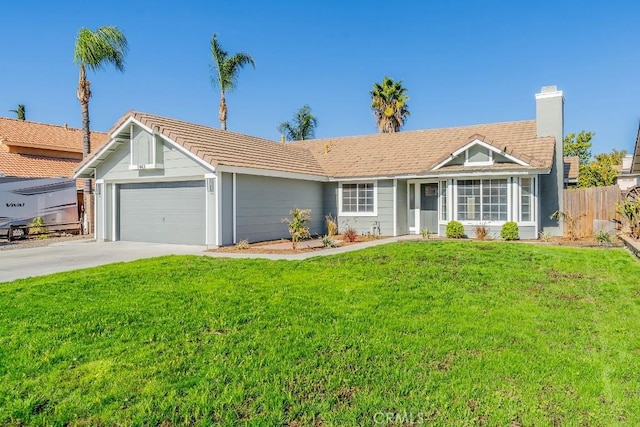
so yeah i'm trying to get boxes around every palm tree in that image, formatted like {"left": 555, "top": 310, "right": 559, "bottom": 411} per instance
{"left": 210, "top": 34, "right": 255, "bottom": 130}
{"left": 370, "top": 76, "right": 410, "bottom": 133}
{"left": 9, "top": 104, "right": 26, "bottom": 120}
{"left": 278, "top": 105, "right": 318, "bottom": 141}
{"left": 74, "top": 26, "right": 128, "bottom": 234}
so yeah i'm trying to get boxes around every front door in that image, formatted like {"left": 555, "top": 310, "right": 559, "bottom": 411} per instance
{"left": 420, "top": 183, "right": 438, "bottom": 233}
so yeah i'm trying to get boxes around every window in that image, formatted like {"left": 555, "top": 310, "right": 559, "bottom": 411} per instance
{"left": 341, "top": 182, "right": 375, "bottom": 214}
{"left": 440, "top": 180, "right": 447, "bottom": 221}
{"left": 520, "top": 177, "right": 534, "bottom": 222}
{"left": 457, "top": 179, "right": 507, "bottom": 221}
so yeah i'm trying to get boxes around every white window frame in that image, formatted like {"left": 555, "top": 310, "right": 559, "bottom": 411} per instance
{"left": 338, "top": 181, "right": 378, "bottom": 216}
{"left": 454, "top": 177, "right": 510, "bottom": 225}
{"left": 518, "top": 176, "right": 536, "bottom": 224}
{"left": 439, "top": 180, "right": 448, "bottom": 222}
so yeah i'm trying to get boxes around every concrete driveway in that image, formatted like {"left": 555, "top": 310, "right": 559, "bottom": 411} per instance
{"left": 0, "top": 240, "right": 206, "bottom": 283}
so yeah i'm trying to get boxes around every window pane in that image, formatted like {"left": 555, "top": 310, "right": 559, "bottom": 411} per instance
{"left": 342, "top": 183, "right": 375, "bottom": 213}
{"left": 440, "top": 181, "right": 447, "bottom": 221}
{"left": 521, "top": 178, "right": 533, "bottom": 222}
{"left": 481, "top": 179, "right": 507, "bottom": 221}
{"left": 457, "top": 180, "right": 480, "bottom": 221}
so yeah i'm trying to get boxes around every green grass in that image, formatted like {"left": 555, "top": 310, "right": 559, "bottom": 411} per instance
{"left": 1, "top": 241, "right": 640, "bottom": 426}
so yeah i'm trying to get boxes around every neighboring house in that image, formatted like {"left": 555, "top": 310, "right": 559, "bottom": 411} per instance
{"left": 75, "top": 86, "right": 565, "bottom": 246}
{"left": 563, "top": 156, "right": 579, "bottom": 188}
{"left": 617, "top": 122, "right": 640, "bottom": 192}
{"left": 0, "top": 117, "right": 108, "bottom": 190}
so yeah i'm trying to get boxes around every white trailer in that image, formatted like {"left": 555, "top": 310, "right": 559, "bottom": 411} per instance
{"left": 0, "top": 178, "right": 78, "bottom": 238}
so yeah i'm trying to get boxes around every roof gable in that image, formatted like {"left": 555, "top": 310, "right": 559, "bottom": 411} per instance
{"left": 432, "top": 135, "right": 531, "bottom": 171}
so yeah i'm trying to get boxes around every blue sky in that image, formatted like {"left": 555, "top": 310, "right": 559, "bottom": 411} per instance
{"left": 2, "top": 1, "right": 639, "bottom": 155}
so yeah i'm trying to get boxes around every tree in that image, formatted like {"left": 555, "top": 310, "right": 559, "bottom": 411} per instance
{"left": 577, "top": 149, "right": 626, "bottom": 188}
{"left": 370, "top": 76, "right": 410, "bottom": 133}
{"left": 9, "top": 104, "right": 26, "bottom": 120}
{"left": 74, "top": 26, "right": 128, "bottom": 234}
{"left": 563, "top": 131, "right": 594, "bottom": 165}
{"left": 210, "top": 34, "right": 255, "bottom": 131}
{"left": 278, "top": 105, "right": 318, "bottom": 141}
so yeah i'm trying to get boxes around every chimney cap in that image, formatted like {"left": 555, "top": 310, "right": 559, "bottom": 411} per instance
{"left": 541, "top": 85, "right": 558, "bottom": 93}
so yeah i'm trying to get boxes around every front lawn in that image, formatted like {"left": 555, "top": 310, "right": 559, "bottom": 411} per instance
{"left": 1, "top": 241, "right": 639, "bottom": 425}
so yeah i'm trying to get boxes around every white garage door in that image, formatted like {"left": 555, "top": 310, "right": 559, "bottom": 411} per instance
{"left": 119, "top": 181, "right": 206, "bottom": 245}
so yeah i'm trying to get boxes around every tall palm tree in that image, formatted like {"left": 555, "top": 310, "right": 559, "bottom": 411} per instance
{"left": 210, "top": 34, "right": 255, "bottom": 130}
{"left": 370, "top": 76, "right": 410, "bottom": 133}
{"left": 278, "top": 105, "right": 318, "bottom": 141}
{"left": 74, "top": 26, "right": 128, "bottom": 234}
{"left": 9, "top": 104, "right": 26, "bottom": 120}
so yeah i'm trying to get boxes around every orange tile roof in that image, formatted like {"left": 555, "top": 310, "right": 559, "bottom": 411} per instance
{"left": 563, "top": 156, "right": 579, "bottom": 180}
{"left": 78, "top": 112, "right": 557, "bottom": 179}
{"left": 0, "top": 118, "right": 108, "bottom": 186}
{"left": 0, "top": 117, "right": 108, "bottom": 153}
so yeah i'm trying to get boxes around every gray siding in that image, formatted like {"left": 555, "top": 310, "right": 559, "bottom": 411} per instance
{"left": 323, "top": 182, "right": 338, "bottom": 219}
{"left": 438, "top": 224, "right": 537, "bottom": 240}
{"left": 396, "top": 179, "right": 408, "bottom": 235}
{"left": 220, "top": 172, "right": 234, "bottom": 246}
{"left": 96, "top": 131, "right": 210, "bottom": 182}
{"left": 236, "top": 175, "right": 324, "bottom": 243}
{"left": 337, "top": 179, "right": 394, "bottom": 236}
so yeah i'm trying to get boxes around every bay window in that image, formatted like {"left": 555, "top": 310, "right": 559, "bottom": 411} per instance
{"left": 457, "top": 179, "right": 508, "bottom": 221}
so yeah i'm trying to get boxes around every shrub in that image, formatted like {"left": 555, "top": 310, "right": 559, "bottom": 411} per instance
{"left": 420, "top": 228, "right": 434, "bottom": 239}
{"left": 550, "top": 210, "right": 579, "bottom": 241}
{"left": 343, "top": 227, "right": 358, "bottom": 243}
{"left": 475, "top": 225, "right": 489, "bottom": 241}
{"left": 282, "top": 208, "right": 311, "bottom": 250}
{"left": 594, "top": 230, "right": 612, "bottom": 246}
{"left": 616, "top": 199, "right": 640, "bottom": 239}
{"left": 28, "top": 217, "right": 49, "bottom": 239}
{"left": 325, "top": 214, "right": 338, "bottom": 237}
{"left": 236, "top": 239, "right": 249, "bottom": 250}
{"left": 445, "top": 221, "right": 464, "bottom": 239}
{"left": 538, "top": 231, "right": 553, "bottom": 242}
{"left": 322, "top": 235, "right": 337, "bottom": 248}
{"left": 500, "top": 221, "right": 519, "bottom": 240}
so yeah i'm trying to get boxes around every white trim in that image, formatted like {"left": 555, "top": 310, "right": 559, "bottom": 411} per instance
{"left": 332, "top": 169, "right": 550, "bottom": 182}
{"left": 99, "top": 175, "right": 206, "bottom": 185}
{"left": 232, "top": 172, "right": 237, "bottom": 244}
{"left": 433, "top": 139, "right": 531, "bottom": 170}
{"left": 413, "top": 184, "right": 419, "bottom": 232}
{"left": 338, "top": 181, "right": 378, "bottom": 217}
{"left": 392, "top": 179, "right": 397, "bottom": 237}
{"left": 406, "top": 181, "right": 413, "bottom": 233}
{"left": 128, "top": 164, "right": 164, "bottom": 170}
{"left": 129, "top": 123, "right": 134, "bottom": 167}
{"left": 111, "top": 183, "right": 117, "bottom": 241}
{"left": 75, "top": 138, "right": 125, "bottom": 178}
{"left": 215, "top": 165, "right": 326, "bottom": 182}
{"left": 534, "top": 176, "right": 539, "bottom": 237}
{"left": 535, "top": 90, "right": 564, "bottom": 100}
{"left": 216, "top": 172, "right": 222, "bottom": 246}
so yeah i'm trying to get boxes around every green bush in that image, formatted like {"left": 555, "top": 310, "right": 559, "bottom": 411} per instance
{"left": 500, "top": 221, "right": 519, "bottom": 240}
{"left": 445, "top": 221, "right": 465, "bottom": 238}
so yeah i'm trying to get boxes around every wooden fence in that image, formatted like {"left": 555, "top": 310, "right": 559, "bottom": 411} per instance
{"left": 562, "top": 185, "right": 623, "bottom": 238}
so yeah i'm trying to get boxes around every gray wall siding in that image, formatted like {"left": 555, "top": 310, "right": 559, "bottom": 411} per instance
{"left": 438, "top": 224, "right": 537, "bottom": 240}
{"left": 323, "top": 182, "right": 338, "bottom": 219}
{"left": 220, "top": 173, "right": 234, "bottom": 246}
{"left": 235, "top": 175, "right": 324, "bottom": 243}
{"left": 396, "top": 179, "right": 408, "bottom": 236}
{"left": 337, "top": 179, "right": 394, "bottom": 236}
{"left": 96, "top": 133, "right": 209, "bottom": 182}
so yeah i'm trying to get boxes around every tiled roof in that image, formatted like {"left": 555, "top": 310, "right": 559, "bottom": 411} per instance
{"left": 96, "top": 111, "right": 326, "bottom": 176}
{"left": 0, "top": 146, "right": 80, "bottom": 178}
{"left": 0, "top": 117, "right": 108, "bottom": 153}
{"left": 293, "top": 120, "right": 555, "bottom": 178}
{"left": 563, "top": 156, "right": 579, "bottom": 180}
{"left": 79, "top": 112, "right": 557, "bottom": 180}
{"left": 0, "top": 117, "right": 108, "bottom": 188}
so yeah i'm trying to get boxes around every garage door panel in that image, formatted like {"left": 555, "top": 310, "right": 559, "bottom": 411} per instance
{"left": 119, "top": 181, "right": 205, "bottom": 245}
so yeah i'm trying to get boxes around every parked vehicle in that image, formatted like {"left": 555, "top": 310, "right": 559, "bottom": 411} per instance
{"left": 0, "top": 178, "right": 78, "bottom": 238}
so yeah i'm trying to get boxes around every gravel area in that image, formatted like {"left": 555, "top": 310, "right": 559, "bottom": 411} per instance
{"left": 0, "top": 234, "right": 92, "bottom": 251}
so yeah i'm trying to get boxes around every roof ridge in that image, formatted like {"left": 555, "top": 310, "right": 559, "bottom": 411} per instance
{"left": 290, "top": 119, "right": 537, "bottom": 144}
{"left": 0, "top": 116, "right": 107, "bottom": 135}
